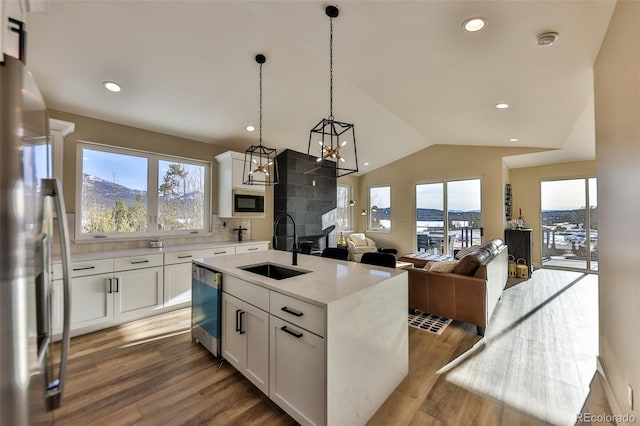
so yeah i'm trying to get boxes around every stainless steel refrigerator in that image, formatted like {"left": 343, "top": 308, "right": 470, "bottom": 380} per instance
{"left": 1, "top": 51, "right": 72, "bottom": 424}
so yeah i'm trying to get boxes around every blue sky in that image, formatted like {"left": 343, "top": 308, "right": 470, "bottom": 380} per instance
{"left": 83, "top": 148, "right": 147, "bottom": 190}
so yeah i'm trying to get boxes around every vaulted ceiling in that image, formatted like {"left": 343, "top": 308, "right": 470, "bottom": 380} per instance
{"left": 26, "top": 1, "right": 616, "bottom": 172}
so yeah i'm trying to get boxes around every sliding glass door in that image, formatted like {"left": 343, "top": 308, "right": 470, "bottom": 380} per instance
{"left": 541, "top": 177, "right": 598, "bottom": 272}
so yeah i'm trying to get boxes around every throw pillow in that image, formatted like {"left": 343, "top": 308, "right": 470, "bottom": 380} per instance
{"left": 455, "top": 245, "right": 480, "bottom": 260}
{"left": 349, "top": 234, "right": 368, "bottom": 247}
{"left": 427, "top": 260, "right": 459, "bottom": 273}
{"left": 452, "top": 253, "right": 481, "bottom": 276}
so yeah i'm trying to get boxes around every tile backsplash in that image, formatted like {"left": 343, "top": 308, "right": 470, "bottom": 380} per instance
{"left": 52, "top": 214, "right": 253, "bottom": 256}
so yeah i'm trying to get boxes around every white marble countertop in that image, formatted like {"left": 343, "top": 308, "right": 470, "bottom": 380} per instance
{"left": 56, "top": 240, "right": 270, "bottom": 263}
{"left": 193, "top": 249, "right": 407, "bottom": 307}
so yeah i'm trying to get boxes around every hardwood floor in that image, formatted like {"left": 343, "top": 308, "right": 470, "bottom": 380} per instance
{"left": 52, "top": 269, "right": 611, "bottom": 425}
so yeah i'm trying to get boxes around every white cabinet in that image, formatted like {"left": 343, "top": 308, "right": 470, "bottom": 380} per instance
{"left": 221, "top": 277, "right": 270, "bottom": 395}
{"left": 235, "top": 242, "right": 269, "bottom": 254}
{"left": 68, "top": 254, "right": 163, "bottom": 333}
{"left": 269, "top": 315, "right": 326, "bottom": 426}
{"left": 269, "top": 291, "right": 326, "bottom": 426}
{"left": 69, "top": 259, "right": 114, "bottom": 330}
{"left": 215, "top": 151, "right": 266, "bottom": 192}
{"left": 164, "top": 247, "right": 235, "bottom": 308}
{"left": 220, "top": 273, "right": 326, "bottom": 426}
{"left": 215, "top": 151, "right": 265, "bottom": 218}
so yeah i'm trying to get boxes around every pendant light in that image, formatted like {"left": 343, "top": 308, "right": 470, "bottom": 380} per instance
{"left": 305, "top": 5, "right": 358, "bottom": 177}
{"left": 243, "top": 54, "right": 279, "bottom": 186}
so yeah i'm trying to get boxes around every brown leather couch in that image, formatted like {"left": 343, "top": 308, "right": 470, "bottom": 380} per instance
{"left": 408, "top": 239, "right": 508, "bottom": 335}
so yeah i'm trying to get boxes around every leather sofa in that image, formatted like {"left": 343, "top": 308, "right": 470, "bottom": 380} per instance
{"left": 408, "top": 239, "right": 508, "bottom": 335}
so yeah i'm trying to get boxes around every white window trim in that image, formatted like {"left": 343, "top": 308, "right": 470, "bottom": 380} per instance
{"left": 337, "top": 183, "right": 354, "bottom": 232}
{"left": 367, "top": 184, "right": 391, "bottom": 233}
{"left": 75, "top": 140, "right": 211, "bottom": 241}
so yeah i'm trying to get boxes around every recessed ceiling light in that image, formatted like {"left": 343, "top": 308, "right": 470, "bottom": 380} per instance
{"left": 364, "top": 162, "right": 370, "bottom": 166}
{"left": 463, "top": 17, "right": 487, "bottom": 32}
{"left": 102, "top": 81, "right": 121, "bottom": 92}
{"left": 246, "top": 125, "right": 255, "bottom": 132}
{"left": 508, "top": 138, "right": 519, "bottom": 142}
{"left": 496, "top": 103, "right": 510, "bottom": 109}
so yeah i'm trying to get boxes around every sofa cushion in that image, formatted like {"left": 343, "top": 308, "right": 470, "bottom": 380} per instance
{"left": 452, "top": 252, "right": 482, "bottom": 276}
{"left": 424, "top": 260, "right": 459, "bottom": 273}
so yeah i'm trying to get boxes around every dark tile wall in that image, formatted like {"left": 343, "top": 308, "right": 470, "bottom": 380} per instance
{"left": 273, "top": 149, "right": 336, "bottom": 251}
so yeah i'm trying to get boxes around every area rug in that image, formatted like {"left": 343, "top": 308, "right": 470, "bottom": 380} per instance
{"left": 408, "top": 310, "right": 452, "bottom": 335}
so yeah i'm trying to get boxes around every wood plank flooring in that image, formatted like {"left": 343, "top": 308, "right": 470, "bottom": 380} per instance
{"left": 51, "top": 269, "right": 611, "bottom": 425}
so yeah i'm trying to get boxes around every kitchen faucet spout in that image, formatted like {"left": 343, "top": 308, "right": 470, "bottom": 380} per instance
{"left": 273, "top": 213, "right": 298, "bottom": 266}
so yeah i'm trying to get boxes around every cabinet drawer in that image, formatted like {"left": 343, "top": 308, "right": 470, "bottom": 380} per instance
{"left": 270, "top": 291, "right": 325, "bottom": 337}
{"left": 200, "top": 246, "right": 235, "bottom": 258}
{"left": 114, "top": 253, "right": 163, "bottom": 271}
{"left": 70, "top": 259, "right": 113, "bottom": 278}
{"left": 165, "top": 250, "right": 202, "bottom": 265}
{"left": 235, "top": 243, "right": 268, "bottom": 254}
{"left": 223, "top": 275, "right": 269, "bottom": 312}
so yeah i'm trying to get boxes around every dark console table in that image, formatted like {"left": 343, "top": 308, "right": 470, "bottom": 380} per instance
{"left": 505, "top": 228, "right": 533, "bottom": 273}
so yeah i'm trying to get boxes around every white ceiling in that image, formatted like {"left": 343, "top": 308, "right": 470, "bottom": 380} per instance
{"left": 25, "top": 1, "right": 616, "bottom": 173}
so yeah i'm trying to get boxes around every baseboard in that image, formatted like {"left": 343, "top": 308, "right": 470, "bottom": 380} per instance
{"left": 596, "top": 357, "right": 631, "bottom": 425}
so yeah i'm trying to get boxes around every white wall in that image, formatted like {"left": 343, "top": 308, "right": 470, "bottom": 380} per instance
{"left": 594, "top": 0, "right": 640, "bottom": 417}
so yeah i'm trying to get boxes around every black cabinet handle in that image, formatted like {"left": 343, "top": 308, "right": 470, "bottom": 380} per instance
{"left": 214, "top": 251, "right": 226, "bottom": 255}
{"left": 235, "top": 309, "right": 241, "bottom": 332}
{"left": 114, "top": 277, "right": 120, "bottom": 293}
{"left": 281, "top": 306, "right": 303, "bottom": 317}
{"left": 106, "top": 278, "right": 112, "bottom": 294}
{"left": 177, "top": 255, "right": 193, "bottom": 259}
{"left": 281, "top": 326, "right": 303, "bottom": 339}
{"left": 248, "top": 247, "right": 258, "bottom": 251}
{"left": 239, "top": 311, "right": 246, "bottom": 335}
{"left": 130, "top": 260, "right": 149, "bottom": 264}
{"left": 73, "top": 266, "right": 95, "bottom": 271}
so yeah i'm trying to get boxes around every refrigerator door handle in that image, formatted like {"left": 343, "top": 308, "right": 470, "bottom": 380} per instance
{"left": 42, "top": 178, "right": 72, "bottom": 410}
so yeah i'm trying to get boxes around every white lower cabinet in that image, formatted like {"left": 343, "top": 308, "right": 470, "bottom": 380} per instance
{"left": 221, "top": 275, "right": 326, "bottom": 426}
{"left": 115, "top": 266, "right": 163, "bottom": 322}
{"left": 269, "top": 315, "right": 325, "bottom": 426}
{"left": 221, "top": 292, "right": 269, "bottom": 394}
{"left": 68, "top": 254, "right": 163, "bottom": 333}
{"left": 70, "top": 271, "right": 114, "bottom": 330}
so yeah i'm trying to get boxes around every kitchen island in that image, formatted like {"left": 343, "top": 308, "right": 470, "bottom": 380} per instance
{"left": 194, "top": 249, "right": 408, "bottom": 426}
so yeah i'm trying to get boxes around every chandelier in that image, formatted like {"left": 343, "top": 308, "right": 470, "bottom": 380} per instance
{"left": 305, "top": 5, "right": 358, "bottom": 177}
{"left": 243, "top": 54, "right": 278, "bottom": 186}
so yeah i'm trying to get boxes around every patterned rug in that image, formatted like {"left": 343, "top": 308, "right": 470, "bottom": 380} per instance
{"left": 408, "top": 310, "right": 452, "bottom": 335}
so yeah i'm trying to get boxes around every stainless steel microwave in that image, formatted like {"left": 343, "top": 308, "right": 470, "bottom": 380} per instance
{"left": 232, "top": 189, "right": 265, "bottom": 216}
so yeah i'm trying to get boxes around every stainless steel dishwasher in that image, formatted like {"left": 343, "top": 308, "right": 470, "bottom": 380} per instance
{"left": 191, "top": 264, "right": 222, "bottom": 357}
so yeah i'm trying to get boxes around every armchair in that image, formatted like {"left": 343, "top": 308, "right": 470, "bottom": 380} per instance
{"left": 346, "top": 233, "right": 379, "bottom": 262}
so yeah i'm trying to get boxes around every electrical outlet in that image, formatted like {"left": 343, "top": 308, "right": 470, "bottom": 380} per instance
{"left": 629, "top": 385, "right": 634, "bottom": 409}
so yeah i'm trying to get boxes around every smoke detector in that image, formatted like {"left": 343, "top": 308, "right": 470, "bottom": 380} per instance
{"left": 537, "top": 31, "right": 559, "bottom": 47}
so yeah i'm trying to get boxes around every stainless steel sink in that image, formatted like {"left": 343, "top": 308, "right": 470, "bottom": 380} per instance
{"left": 239, "top": 263, "right": 310, "bottom": 280}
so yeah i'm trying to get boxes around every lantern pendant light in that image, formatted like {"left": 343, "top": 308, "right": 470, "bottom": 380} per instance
{"left": 305, "top": 5, "right": 358, "bottom": 177}
{"left": 243, "top": 54, "right": 279, "bottom": 186}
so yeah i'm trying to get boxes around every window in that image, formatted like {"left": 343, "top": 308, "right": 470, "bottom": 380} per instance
{"left": 369, "top": 185, "right": 391, "bottom": 231}
{"left": 415, "top": 178, "right": 482, "bottom": 254}
{"left": 540, "top": 177, "right": 597, "bottom": 271}
{"left": 336, "top": 184, "right": 352, "bottom": 231}
{"left": 77, "top": 142, "right": 210, "bottom": 238}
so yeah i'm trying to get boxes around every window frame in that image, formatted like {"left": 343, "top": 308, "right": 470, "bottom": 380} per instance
{"left": 414, "top": 177, "right": 483, "bottom": 254}
{"left": 336, "top": 183, "right": 353, "bottom": 232}
{"left": 75, "top": 141, "right": 211, "bottom": 241}
{"left": 368, "top": 184, "right": 391, "bottom": 233}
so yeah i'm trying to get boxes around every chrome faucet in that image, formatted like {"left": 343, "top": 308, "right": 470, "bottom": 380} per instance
{"left": 273, "top": 213, "right": 298, "bottom": 266}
